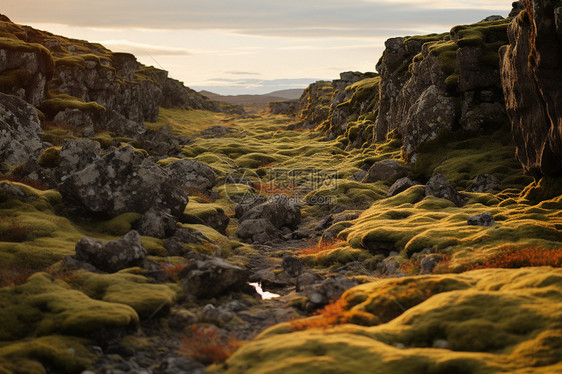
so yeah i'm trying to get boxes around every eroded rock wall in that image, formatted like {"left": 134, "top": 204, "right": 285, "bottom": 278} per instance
{"left": 500, "top": 0, "right": 562, "bottom": 177}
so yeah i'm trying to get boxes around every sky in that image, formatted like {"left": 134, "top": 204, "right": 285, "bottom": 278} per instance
{"left": 3, "top": 1, "right": 512, "bottom": 95}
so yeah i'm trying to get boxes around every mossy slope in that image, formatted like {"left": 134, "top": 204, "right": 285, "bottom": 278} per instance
{"left": 221, "top": 267, "right": 562, "bottom": 374}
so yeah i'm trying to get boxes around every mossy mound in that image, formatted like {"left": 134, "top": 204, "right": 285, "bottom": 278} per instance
{"left": 145, "top": 107, "right": 232, "bottom": 137}
{"left": 0, "top": 335, "right": 93, "bottom": 374}
{"left": 221, "top": 267, "right": 562, "bottom": 374}
{"left": 74, "top": 271, "right": 179, "bottom": 318}
{"left": 339, "top": 185, "right": 562, "bottom": 268}
{"left": 0, "top": 272, "right": 138, "bottom": 341}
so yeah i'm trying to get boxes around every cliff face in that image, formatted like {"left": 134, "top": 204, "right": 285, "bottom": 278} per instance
{"left": 0, "top": 15, "right": 223, "bottom": 142}
{"left": 298, "top": 20, "right": 511, "bottom": 156}
{"left": 500, "top": 0, "right": 562, "bottom": 177}
{"left": 297, "top": 71, "right": 379, "bottom": 148}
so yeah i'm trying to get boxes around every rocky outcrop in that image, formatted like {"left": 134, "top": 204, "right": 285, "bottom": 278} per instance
{"left": 60, "top": 146, "right": 188, "bottom": 217}
{"left": 0, "top": 15, "right": 227, "bottom": 145}
{"left": 269, "top": 100, "right": 298, "bottom": 115}
{"left": 500, "top": 0, "right": 562, "bottom": 177}
{"left": 73, "top": 230, "right": 147, "bottom": 273}
{"left": 296, "top": 72, "right": 379, "bottom": 147}
{"left": 0, "top": 37, "right": 54, "bottom": 107}
{"left": 374, "top": 19, "right": 511, "bottom": 160}
{"left": 0, "top": 93, "right": 44, "bottom": 166}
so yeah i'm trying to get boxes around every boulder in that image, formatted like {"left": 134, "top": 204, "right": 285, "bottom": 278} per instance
{"left": 236, "top": 218, "right": 280, "bottom": 244}
{"left": 282, "top": 254, "right": 304, "bottom": 277}
{"left": 301, "top": 277, "right": 358, "bottom": 307}
{"left": 166, "top": 159, "right": 217, "bottom": 193}
{"left": 164, "top": 228, "right": 205, "bottom": 256}
{"left": 296, "top": 271, "right": 325, "bottom": 292}
{"left": 139, "top": 207, "right": 177, "bottom": 239}
{"left": 198, "top": 125, "right": 231, "bottom": 138}
{"left": 234, "top": 196, "right": 268, "bottom": 218}
{"left": 60, "top": 146, "right": 188, "bottom": 217}
{"left": 468, "top": 174, "right": 502, "bottom": 193}
{"left": 238, "top": 197, "right": 301, "bottom": 230}
{"left": 500, "top": 0, "right": 562, "bottom": 177}
{"left": 362, "top": 160, "right": 408, "bottom": 183}
{"left": 467, "top": 212, "right": 495, "bottom": 227}
{"left": 0, "top": 93, "right": 44, "bottom": 166}
{"left": 425, "top": 173, "right": 464, "bottom": 207}
{"left": 56, "top": 139, "right": 101, "bottom": 181}
{"left": 74, "top": 230, "right": 146, "bottom": 272}
{"left": 179, "top": 257, "right": 249, "bottom": 298}
{"left": 194, "top": 207, "right": 230, "bottom": 235}
{"left": 386, "top": 177, "right": 418, "bottom": 197}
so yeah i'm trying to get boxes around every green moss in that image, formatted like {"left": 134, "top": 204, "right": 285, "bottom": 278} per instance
{"left": 96, "top": 213, "right": 141, "bottom": 236}
{"left": 76, "top": 271, "right": 179, "bottom": 318}
{"left": 0, "top": 335, "right": 93, "bottom": 374}
{"left": 0, "top": 272, "right": 138, "bottom": 341}
{"left": 222, "top": 268, "right": 562, "bottom": 374}
{"left": 40, "top": 93, "right": 105, "bottom": 120}
{"left": 38, "top": 147, "right": 61, "bottom": 168}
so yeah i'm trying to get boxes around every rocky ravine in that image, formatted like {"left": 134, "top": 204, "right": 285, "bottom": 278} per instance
{"left": 0, "top": 1, "right": 562, "bottom": 374}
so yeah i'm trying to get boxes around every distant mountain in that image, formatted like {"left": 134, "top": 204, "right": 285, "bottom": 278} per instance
{"left": 199, "top": 89, "right": 303, "bottom": 112}
{"left": 264, "top": 89, "right": 304, "bottom": 100}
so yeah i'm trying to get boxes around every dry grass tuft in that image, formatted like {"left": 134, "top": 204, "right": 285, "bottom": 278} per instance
{"left": 297, "top": 239, "right": 346, "bottom": 256}
{"left": 290, "top": 298, "right": 349, "bottom": 331}
{"left": 180, "top": 326, "right": 243, "bottom": 365}
{"left": 469, "top": 245, "right": 562, "bottom": 270}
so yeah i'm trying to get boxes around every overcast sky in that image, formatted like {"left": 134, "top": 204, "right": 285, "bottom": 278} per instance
{"left": 3, "top": 1, "right": 512, "bottom": 95}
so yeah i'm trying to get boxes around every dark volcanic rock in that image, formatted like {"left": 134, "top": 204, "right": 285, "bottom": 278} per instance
{"left": 139, "top": 207, "right": 177, "bottom": 239}
{"left": 166, "top": 159, "right": 217, "bottom": 193}
{"left": 386, "top": 177, "right": 419, "bottom": 197}
{"left": 500, "top": 0, "right": 562, "bottom": 177}
{"left": 467, "top": 212, "right": 495, "bottom": 226}
{"left": 238, "top": 197, "right": 301, "bottom": 230}
{"left": 236, "top": 218, "right": 280, "bottom": 243}
{"left": 180, "top": 257, "right": 249, "bottom": 298}
{"left": 60, "top": 146, "right": 188, "bottom": 217}
{"left": 468, "top": 174, "right": 502, "bottom": 193}
{"left": 0, "top": 93, "right": 44, "bottom": 166}
{"left": 362, "top": 160, "right": 408, "bottom": 183}
{"left": 74, "top": 230, "right": 146, "bottom": 272}
{"left": 425, "top": 173, "right": 464, "bottom": 207}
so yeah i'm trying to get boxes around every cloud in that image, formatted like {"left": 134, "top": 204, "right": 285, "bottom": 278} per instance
{"left": 5, "top": 0, "right": 512, "bottom": 39}
{"left": 100, "top": 40, "right": 191, "bottom": 55}
{"left": 225, "top": 71, "right": 262, "bottom": 76}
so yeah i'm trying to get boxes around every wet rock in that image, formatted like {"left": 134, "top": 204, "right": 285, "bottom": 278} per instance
{"left": 60, "top": 146, "right": 188, "bottom": 217}
{"left": 74, "top": 230, "right": 147, "bottom": 273}
{"left": 139, "top": 207, "right": 177, "bottom": 239}
{"left": 468, "top": 173, "right": 502, "bottom": 193}
{"left": 425, "top": 173, "right": 464, "bottom": 207}
{"left": 362, "top": 160, "right": 408, "bottom": 183}
{"left": 250, "top": 269, "right": 293, "bottom": 288}
{"left": 467, "top": 212, "right": 495, "bottom": 227}
{"left": 180, "top": 257, "right": 249, "bottom": 298}
{"left": 0, "top": 93, "right": 44, "bottom": 166}
{"left": 282, "top": 254, "right": 304, "bottom": 277}
{"left": 236, "top": 218, "right": 280, "bottom": 243}
{"left": 386, "top": 177, "right": 419, "bottom": 197}
{"left": 166, "top": 159, "right": 217, "bottom": 193}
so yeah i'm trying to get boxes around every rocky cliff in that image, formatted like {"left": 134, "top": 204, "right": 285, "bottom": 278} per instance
{"left": 0, "top": 14, "right": 229, "bottom": 154}
{"left": 500, "top": 0, "right": 562, "bottom": 178}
